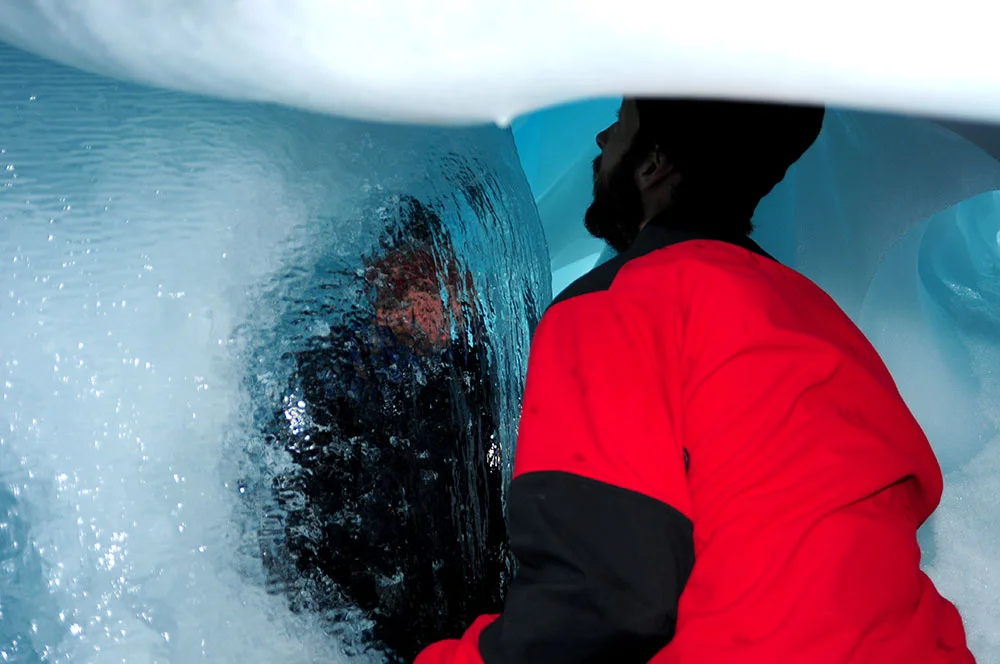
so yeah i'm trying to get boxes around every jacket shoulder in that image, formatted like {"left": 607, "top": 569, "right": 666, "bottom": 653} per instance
{"left": 551, "top": 231, "right": 774, "bottom": 309}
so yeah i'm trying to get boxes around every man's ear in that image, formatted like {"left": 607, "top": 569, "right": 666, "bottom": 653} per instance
{"left": 635, "top": 147, "right": 675, "bottom": 191}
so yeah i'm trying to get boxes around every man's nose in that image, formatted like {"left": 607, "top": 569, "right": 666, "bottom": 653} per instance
{"left": 596, "top": 127, "right": 609, "bottom": 150}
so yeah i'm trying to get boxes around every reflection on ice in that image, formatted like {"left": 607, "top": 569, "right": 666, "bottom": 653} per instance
{"left": 0, "top": 43, "right": 548, "bottom": 662}
{"left": 244, "top": 194, "right": 522, "bottom": 661}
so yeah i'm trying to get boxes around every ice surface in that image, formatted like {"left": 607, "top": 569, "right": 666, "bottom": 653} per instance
{"left": 241, "top": 190, "right": 540, "bottom": 661}
{"left": 926, "top": 438, "right": 1000, "bottom": 657}
{"left": 4, "top": 2, "right": 1000, "bottom": 660}
{"left": 873, "top": 192, "right": 1000, "bottom": 657}
{"left": 2, "top": 0, "right": 1000, "bottom": 125}
{"left": 0, "top": 43, "right": 548, "bottom": 662}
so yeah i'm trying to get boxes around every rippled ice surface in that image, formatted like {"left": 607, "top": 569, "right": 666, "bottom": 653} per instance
{"left": 0, "top": 43, "right": 549, "bottom": 663}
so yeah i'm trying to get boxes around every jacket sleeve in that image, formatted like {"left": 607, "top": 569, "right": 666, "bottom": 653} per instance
{"left": 416, "top": 288, "right": 695, "bottom": 664}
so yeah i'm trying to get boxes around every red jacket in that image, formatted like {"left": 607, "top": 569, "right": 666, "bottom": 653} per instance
{"left": 416, "top": 222, "right": 975, "bottom": 663}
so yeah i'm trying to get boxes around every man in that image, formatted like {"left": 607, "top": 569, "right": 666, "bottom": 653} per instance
{"left": 416, "top": 98, "right": 975, "bottom": 663}
{"left": 262, "top": 195, "right": 511, "bottom": 662}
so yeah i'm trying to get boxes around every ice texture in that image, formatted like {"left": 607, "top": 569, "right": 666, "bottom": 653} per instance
{"left": 2, "top": 0, "right": 1000, "bottom": 125}
{"left": 4, "top": 1, "right": 1000, "bottom": 659}
{"left": 0, "top": 43, "right": 548, "bottom": 662}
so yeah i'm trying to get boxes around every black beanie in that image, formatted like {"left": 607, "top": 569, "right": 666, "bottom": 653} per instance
{"left": 633, "top": 98, "right": 825, "bottom": 206}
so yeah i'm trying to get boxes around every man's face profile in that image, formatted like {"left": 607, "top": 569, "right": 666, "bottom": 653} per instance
{"left": 584, "top": 99, "right": 649, "bottom": 253}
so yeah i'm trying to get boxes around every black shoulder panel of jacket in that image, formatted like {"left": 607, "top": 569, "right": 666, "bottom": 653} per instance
{"left": 478, "top": 471, "right": 696, "bottom": 664}
{"left": 552, "top": 222, "right": 775, "bottom": 308}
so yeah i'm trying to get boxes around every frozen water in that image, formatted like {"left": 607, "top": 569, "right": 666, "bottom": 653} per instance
{"left": 4, "top": 2, "right": 1000, "bottom": 660}
{"left": 240, "top": 190, "right": 540, "bottom": 662}
{"left": 0, "top": 43, "right": 548, "bottom": 662}
{"left": 2, "top": 0, "right": 1000, "bottom": 125}
{"left": 926, "top": 438, "right": 1000, "bottom": 657}
{"left": 851, "top": 191, "right": 1000, "bottom": 658}
{"left": 911, "top": 193, "right": 1000, "bottom": 657}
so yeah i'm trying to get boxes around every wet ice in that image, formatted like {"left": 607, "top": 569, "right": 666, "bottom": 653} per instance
{"left": 0, "top": 43, "right": 548, "bottom": 663}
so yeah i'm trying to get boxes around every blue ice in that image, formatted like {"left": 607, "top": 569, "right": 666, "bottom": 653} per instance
{"left": 0, "top": 43, "right": 548, "bottom": 662}
{"left": 3, "top": 19, "right": 1000, "bottom": 664}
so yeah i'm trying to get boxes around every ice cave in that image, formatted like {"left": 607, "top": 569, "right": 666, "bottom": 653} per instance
{"left": 2, "top": 1, "right": 1000, "bottom": 662}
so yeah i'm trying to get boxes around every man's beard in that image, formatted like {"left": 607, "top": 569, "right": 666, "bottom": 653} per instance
{"left": 584, "top": 149, "right": 647, "bottom": 254}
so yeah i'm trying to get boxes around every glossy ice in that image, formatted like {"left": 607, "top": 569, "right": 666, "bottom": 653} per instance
{"left": 0, "top": 43, "right": 549, "bottom": 662}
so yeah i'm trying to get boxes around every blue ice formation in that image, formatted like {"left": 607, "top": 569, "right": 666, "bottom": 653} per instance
{"left": 4, "top": 13, "right": 1000, "bottom": 664}
{"left": 0, "top": 43, "right": 547, "bottom": 662}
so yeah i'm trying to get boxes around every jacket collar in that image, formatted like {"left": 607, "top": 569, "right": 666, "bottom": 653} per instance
{"left": 626, "top": 209, "right": 775, "bottom": 264}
